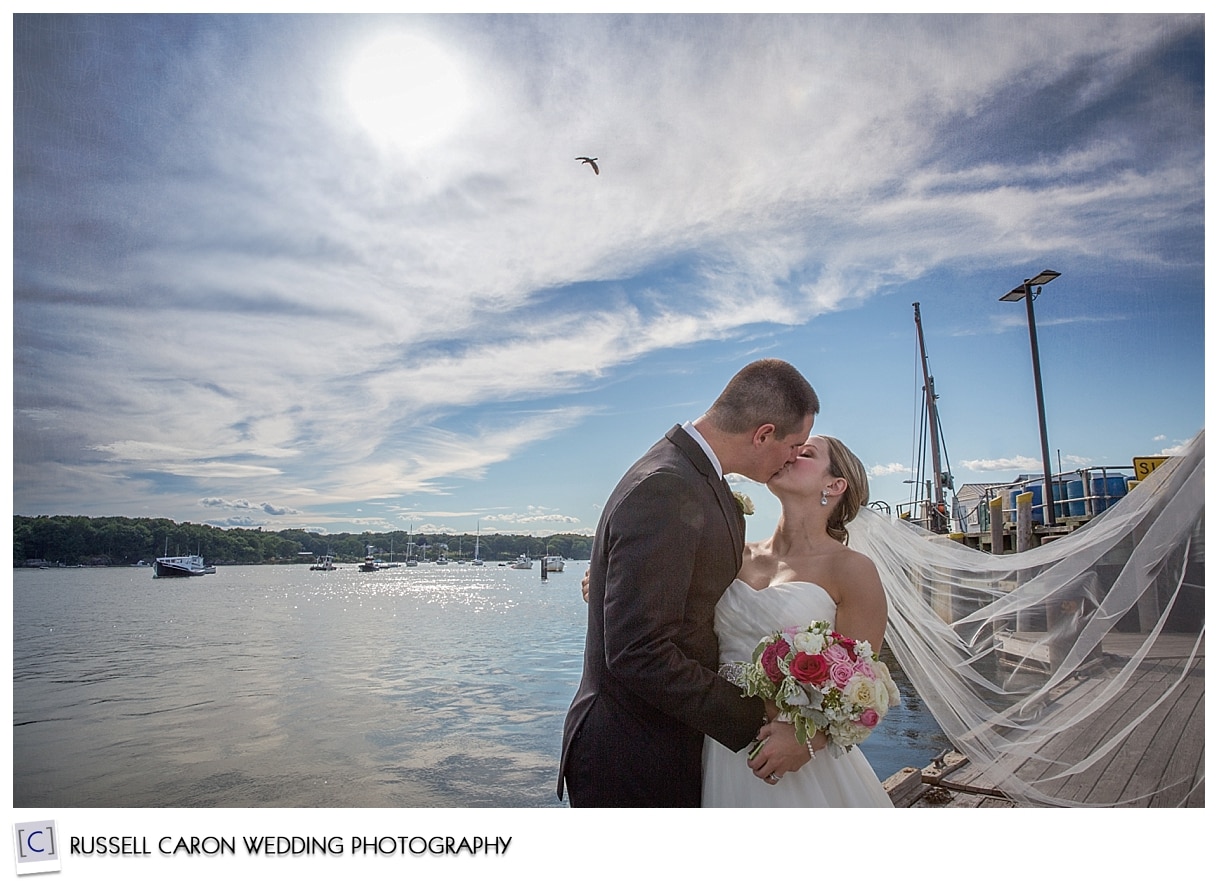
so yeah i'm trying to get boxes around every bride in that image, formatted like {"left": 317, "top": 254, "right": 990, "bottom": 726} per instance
{"left": 702, "top": 434, "right": 893, "bottom": 807}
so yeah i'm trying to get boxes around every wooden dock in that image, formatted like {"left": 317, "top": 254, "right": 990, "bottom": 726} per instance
{"left": 883, "top": 633, "right": 1204, "bottom": 808}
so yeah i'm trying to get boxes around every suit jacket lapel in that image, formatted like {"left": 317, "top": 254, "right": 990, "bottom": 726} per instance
{"left": 719, "top": 477, "right": 746, "bottom": 561}
{"left": 666, "top": 425, "right": 745, "bottom": 562}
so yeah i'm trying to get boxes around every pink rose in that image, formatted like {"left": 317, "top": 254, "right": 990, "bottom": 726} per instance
{"left": 760, "top": 638, "right": 790, "bottom": 684}
{"left": 858, "top": 708, "right": 880, "bottom": 728}
{"left": 854, "top": 659, "right": 875, "bottom": 680}
{"left": 823, "top": 643, "right": 852, "bottom": 665}
{"left": 829, "top": 660, "right": 855, "bottom": 689}
{"left": 789, "top": 652, "right": 829, "bottom": 685}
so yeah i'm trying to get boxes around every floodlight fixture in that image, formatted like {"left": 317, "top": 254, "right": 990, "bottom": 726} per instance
{"left": 1000, "top": 269, "right": 1063, "bottom": 526}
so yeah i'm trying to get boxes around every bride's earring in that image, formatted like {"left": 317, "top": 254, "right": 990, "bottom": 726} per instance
{"left": 820, "top": 490, "right": 828, "bottom": 506}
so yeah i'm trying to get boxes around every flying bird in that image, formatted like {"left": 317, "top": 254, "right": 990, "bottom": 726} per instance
{"left": 576, "top": 156, "right": 599, "bottom": 175}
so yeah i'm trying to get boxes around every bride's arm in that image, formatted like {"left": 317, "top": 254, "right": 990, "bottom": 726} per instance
{"left": 832, "top": 551, "right": 887, "bottom": 652}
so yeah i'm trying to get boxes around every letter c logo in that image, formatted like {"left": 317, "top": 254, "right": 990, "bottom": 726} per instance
{"left": 26, "top": 830, "right": 45, "bottom": 853}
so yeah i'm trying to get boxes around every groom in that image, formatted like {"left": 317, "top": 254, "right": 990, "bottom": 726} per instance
{"left": 558, "top": 359, "right": 820, "bottom": 807}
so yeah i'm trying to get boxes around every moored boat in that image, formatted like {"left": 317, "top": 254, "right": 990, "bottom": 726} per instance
{"left": 471, "top": 523, "right": 484, "bottom": 565}
{"left": 154, "top": 553, "right": 209, "bottom": 578}
{"left": 359, "top": 545, "right": 378, "bottom": 572}
{"left": 405, "top": 526, "right": 419, "bottom": 565}
{"left": 509, "top": 554, "right": 533, "bottom": 569}
{"left": 543, "top": 554, "right": 564, "bottom": 573}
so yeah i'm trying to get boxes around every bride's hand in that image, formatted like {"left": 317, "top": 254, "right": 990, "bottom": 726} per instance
{"left": 581, "top": 568, "right": 590, "bottom": 602}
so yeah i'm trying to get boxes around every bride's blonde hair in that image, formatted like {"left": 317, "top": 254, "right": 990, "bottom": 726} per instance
{"left": 819, "top": 435, "right": 869, "bottom": 545}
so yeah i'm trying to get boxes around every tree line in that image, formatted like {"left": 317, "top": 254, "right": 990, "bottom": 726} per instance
{"left": 12, "top": 514, "right": 593, "bottom": 567}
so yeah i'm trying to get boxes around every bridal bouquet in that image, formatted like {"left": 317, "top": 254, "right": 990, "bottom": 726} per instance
{"left": 724, "top": 621, "right": 900, "bottom": 757}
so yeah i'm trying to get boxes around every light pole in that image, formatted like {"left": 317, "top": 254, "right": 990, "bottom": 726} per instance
{"left": 1001, "top": 269, "right": 1060, "bottom": 527}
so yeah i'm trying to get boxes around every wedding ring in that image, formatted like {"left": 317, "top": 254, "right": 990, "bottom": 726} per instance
{"left": 767, "top": 773, "right": 781, "bottom": 783}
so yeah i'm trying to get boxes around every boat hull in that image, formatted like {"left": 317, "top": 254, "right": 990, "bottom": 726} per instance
{"left": 154, "top": 555, "right": 207, "bottom": 578}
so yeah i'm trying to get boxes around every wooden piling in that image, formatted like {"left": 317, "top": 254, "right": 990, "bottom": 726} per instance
{"left": 1016, "top": 491, "right": 1033, "bottom": 553}
{"left": 989, "top": 497, "right": 1004, "bottom": 554}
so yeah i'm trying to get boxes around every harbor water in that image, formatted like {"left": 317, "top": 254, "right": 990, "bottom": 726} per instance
{"left": 12, "top": 564, "right": 950, "bottom": 808}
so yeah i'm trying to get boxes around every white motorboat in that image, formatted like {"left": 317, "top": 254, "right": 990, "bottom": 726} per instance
{"left": 543, "top": 555, "right": 565, "bottom": 573}
{"left": 359, "top": 544, "right": 379, "bottom": 572}
{"left": 509, "top": 554, "right": 533, "bottom": 569}
{"left": 154, "top": 553, "right": 209, "bottom": 578}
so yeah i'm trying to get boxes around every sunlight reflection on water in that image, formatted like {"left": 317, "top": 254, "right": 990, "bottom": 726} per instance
{"left": 12, "top": 563, "right": 947, "bottom": 808}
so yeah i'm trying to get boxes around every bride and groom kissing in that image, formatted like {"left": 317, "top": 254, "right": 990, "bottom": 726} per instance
{"left": 558, "top": 358, "right": 893, "bottom": 808}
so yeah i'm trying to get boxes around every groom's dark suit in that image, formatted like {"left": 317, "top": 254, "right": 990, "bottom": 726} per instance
{"left": 558, "top": 425, "right": 765, "bottom": 806}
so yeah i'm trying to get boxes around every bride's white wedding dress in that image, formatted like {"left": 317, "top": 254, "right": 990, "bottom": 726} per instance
{"left": 702, "top": 579, "right": 893, "bottom": 808}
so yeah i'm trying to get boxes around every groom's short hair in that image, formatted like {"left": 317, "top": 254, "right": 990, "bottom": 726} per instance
{"left": 707, "top": 359, "right": 819, "bottom": 437}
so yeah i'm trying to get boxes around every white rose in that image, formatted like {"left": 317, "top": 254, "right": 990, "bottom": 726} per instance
{"left": 874, "top": 659, "right": 902, "bottom": 707}
{"left": 843, "top": 673, "right": 879, "bottom": 710}
{"left": 831, "top": 721, "right": 871, "bottom": 748}
{"left": 792, "top": 630, "right": 827, "bottom": 655}
{"left": 871, "top": 675, "right": 891, "bottom": 710}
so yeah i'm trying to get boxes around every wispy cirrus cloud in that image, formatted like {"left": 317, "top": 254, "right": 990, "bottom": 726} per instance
{"left": 12, "top": 14, "right": 1202, "bottom": 533}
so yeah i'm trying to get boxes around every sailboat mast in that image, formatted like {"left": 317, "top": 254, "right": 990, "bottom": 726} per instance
{"left": 913, "top": 303, "right": 946, "bottom": 522}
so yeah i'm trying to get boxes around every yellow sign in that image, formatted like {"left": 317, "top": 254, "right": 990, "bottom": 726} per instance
{"left": 1133, "top": 456, "right": 1169, "bottom": 479}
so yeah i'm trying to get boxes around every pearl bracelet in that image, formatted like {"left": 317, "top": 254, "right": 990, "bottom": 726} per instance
{"left": 807, "top": 741, "right": 816, "bottom": 760}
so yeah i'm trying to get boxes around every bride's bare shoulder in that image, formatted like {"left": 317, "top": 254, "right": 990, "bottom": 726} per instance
{"left": 829, "top": 545, "right": 884, "bottom": 598}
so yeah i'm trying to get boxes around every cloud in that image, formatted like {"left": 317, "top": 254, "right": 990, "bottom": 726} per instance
{"left": 199, "top": 498, "right": 302, "bottom": 516}
{"left": 869, "top": 462, "right": 908, "bottom": 478}
{"left": 483, "top": 506, "right": 581, "bottom": 526}
{"left": 11, "top": 14, "right": 1203, "bottom": 533}
{"left": 206, "top": 516, "right": 265, "bottom": 528}
{"left": 961, "top": 456, "right": 1043, "bottom": 473}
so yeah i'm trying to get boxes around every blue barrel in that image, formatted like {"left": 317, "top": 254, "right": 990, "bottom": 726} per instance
{"left": 1026, "top": 483, "right": 1046, "bottom": 524}
{"left": 1065, "top": 479, "right": 1085, "bottom": 517}
{"left": 1049, "top": 480, "right": 1071, "bottom": 519}
{"left": 1025, "top": 481, "right": 1071, "bottom": 523}
{"left": 1090, "top": 475, "right": 1128, "bottom": 513}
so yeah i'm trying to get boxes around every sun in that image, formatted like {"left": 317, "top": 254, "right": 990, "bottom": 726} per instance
{"left": 344, "top": 32, "right": 472, "bottom": 154}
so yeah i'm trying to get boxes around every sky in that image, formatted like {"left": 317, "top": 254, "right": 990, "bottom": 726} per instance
{"left": 9, "top": 12, "right": 1207, "bottom": 543}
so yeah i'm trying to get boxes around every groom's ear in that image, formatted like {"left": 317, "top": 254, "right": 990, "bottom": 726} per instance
{"left": 751, "top": 424, "right": 777, "bottom": 447}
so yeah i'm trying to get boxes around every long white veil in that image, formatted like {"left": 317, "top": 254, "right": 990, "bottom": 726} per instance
{"left": 851, "top": 430, "right": 1204, "bottom": 807}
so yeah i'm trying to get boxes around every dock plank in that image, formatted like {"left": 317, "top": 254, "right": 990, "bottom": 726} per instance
{"left": 1115, "top": 662, "right": 1205, "bottom": 806}
{"left": 889, "top": 633, "right": 1203, "bottom": 807}
{"left": 1037, "top": 662, "right": 1173, "bottom": 805}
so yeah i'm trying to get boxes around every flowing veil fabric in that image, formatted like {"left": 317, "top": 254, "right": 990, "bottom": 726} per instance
{"left": 849, "top": 430, "right": 1204, "bottom": 807}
